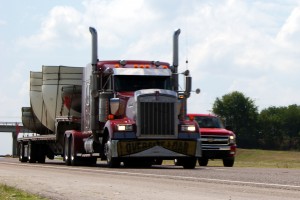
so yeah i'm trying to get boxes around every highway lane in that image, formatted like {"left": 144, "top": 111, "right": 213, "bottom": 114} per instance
{"left": 0, "top": 157, "right": 299, "bottom": 199}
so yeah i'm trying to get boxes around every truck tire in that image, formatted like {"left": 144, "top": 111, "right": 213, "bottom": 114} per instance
{"left": 182, "top": 158, "right": 197, "bottom": 169}
{"left": 198, "top": 158, "right": 208, "bottom": 166}
{"left": 104, "top": 138, "right": 120, "bottom": 168}
{"left": 70, "top": 136, "right": 79, "bottom": 166}
{"left": 28, "top": 141, "right": 37, "bottom": 163}
{"left": 64, "top": 136, "right": 71, "bottom": 166}
{"left": 19, "top": 142, "right": 28, "bottom": 163}
{"left": 223, "top": 157, "right": 234, "bottom": 167}
{"left": 37, "top": 144, "right": 46, "bottom": 163}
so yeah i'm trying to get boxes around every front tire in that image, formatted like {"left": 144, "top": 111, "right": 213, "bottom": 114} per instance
{"left": 198, "top": 158, "right": 208, "bottom": 166}
{"left": 104, "top": 138, "right": 120, "bottom": 168}
{"left": 223, "top": 157, "right": 235, "bottom": 167}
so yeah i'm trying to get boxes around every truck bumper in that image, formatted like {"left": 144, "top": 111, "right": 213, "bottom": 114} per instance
{"left": 202, "top": 145, "right": 236, "bottom": 159}
{"left": 110, "top": 139, "right": 201, "bottom": 159}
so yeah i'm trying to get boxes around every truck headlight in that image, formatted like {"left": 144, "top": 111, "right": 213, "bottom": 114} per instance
{"left": 229, "top": 135, "right": 236, "bottom": 144}
{"left": 181, "top": 125, "right": 196, "bottom": 132}
{"left": 117, "top": 124, "right": 133, "bottom": 131}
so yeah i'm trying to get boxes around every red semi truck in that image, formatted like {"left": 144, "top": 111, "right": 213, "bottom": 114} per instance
{"left": 187, "top": 114, "right": 236, "bottom": 167}
{"left": 17, "top": 27, "right": 201, "bottom": 169}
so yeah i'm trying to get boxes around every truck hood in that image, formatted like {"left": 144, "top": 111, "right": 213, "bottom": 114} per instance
{"left": 200, "top": 128, "right": 234, "bottom": 136}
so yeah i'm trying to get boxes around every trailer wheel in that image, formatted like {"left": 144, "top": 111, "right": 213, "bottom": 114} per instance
{"left": 19, "top": 142, "right": 28, "bottom": 163}
{"left": 28, "top": 141, "right": 37, "bottom": 163}
{"left": 104, "top": 138, "right": 120, "bottom": 168}
{"left": 37, "top": 144, "right": 46, "bottom": 163}
{"left": 64, "top": 136, "right": 71, "bottom": 166}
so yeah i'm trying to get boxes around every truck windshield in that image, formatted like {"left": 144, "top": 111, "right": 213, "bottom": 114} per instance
{"left": 194, "top": 116, "right": 225, "bottom": 128}
{"left": 114, "top": 75, "right": 172, "bottom": 92}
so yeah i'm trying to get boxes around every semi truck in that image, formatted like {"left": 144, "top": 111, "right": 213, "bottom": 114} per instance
{"left": 187, "top": 113, "right": 236, "bottom": 167}
{"left": 18, "top": 27, "right": 201, "bottom": 169}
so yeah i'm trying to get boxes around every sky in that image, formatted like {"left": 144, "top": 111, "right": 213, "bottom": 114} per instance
{"left": 1, "top": 0, "right": 300, "bottom": 155}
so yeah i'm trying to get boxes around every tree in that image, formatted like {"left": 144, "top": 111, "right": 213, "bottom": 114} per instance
{"left": 212, "top": 91, "right": 259, "bottom": 148}
{"left": 258, "top": 105, "right": 300, "bottom": 150}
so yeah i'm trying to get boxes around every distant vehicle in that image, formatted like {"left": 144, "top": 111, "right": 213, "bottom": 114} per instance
{"left": 187, "top": 114, "right": 236, "bottom": 167}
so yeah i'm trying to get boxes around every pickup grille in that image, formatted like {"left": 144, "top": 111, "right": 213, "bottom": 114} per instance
{"left": 201, "top": 135, "right": 229, "bottom": 145}
{"left": 138, "top": 101, "right": 176, "bottom": 137}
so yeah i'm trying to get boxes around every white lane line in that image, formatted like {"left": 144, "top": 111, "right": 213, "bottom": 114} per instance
{"left": 2, "top": 161, "right": 300, "bottom": 190}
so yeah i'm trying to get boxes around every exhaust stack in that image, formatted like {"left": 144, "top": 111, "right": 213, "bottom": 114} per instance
{"left": 89, "top": 27, "right": 99, "bottom": 139}
{"left": 172, "top": 29, "right": 181, "bottom": 92}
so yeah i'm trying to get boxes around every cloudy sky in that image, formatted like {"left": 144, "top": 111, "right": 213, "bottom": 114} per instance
{"left": 1, "top": 0, "right": 300, "bottom": 154}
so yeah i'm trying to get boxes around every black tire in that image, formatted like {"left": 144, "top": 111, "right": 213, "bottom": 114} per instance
{"left": 104, "top": 138, "right": 120, "bottom": 168}
{"left": 70, "top": 136, "right": 80, "bottom": 166}
{"left": 64, "top": 136, "right": 71, "bottom": 166}
{"left": 28, "top": 141, "right": 37, "bottom": 163}
{"left": 37, "top": 144, "right": 46, "bottom": 163}
{"left": 19, "top": 142, "right": 28, "bottom": 163}
{"left": 153, "top": 159, "right": 163, "bottom": 165}
{"left": 223, "top": 157, "right": 235, "bottom": 167}
{"left": 198, "top": 158, "right": 209, "bottom": 166}
{"left": 182, "top": 158, "right": 197, "bottom": 169}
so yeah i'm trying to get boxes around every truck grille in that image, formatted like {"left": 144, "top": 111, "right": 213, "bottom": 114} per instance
{"left": 138, "top": 102, "right": 176, "bottom": 137}
{"left": 201, "top": 135, "right": 229, "bottom": 145}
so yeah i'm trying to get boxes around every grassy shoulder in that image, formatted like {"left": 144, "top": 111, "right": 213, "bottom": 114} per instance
{"left": 208, "top": 148, "right": 300, "bottom": 168}
{"left": 0, "top": 184, "right": 46, "bottom": 200}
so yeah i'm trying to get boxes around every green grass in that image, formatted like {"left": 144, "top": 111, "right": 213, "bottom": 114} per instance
{"left": 207, "top": 148, "right": 300, "bottom": 168}
{"left": 0, "top": 184, "right": 46, "bottom": 200}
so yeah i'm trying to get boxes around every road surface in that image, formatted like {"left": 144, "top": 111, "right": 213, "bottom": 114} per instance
{"left": 0, "top": 157, "right": 299, "bottom": 200}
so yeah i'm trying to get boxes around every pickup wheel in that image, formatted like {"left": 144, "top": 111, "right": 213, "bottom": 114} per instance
{"left": 104, "top": 138, "right": 120, "bottom": 168}
{"left": 223, "top": 157, "right": 235, "bottom": 167}
{"left": 198, "top": 158, "right": 208, "bottom": 166}
{"left": 19, "top": 142, "right": 28, "bottom": 163}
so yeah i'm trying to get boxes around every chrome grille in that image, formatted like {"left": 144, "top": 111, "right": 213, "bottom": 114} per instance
{"left": 139, "top": 102, "right": 176, "bottom": 136}
{"left": 201, "top": 135, "right": 229, "bottom": 145}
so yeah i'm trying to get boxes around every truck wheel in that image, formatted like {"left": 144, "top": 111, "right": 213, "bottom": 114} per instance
{"left": 198, "top": 158, "right": 208, "bottom": 166}
{"left": 70, "top": 137, "right": 79, "bottom": 166}
{"left": 104, "top": 138, "right": 120, "bottom": 168}
{"left": 19, "top": 142, "right": 28, "bottom": 163}
{"left": 223, "top": 157, "right": 235, "bottom": 167}
{"left": 28, "top": 141, "right": 37, "bottom": 163}
{"left": 153, "top": 159, "right": 163, "bottom": 165}
{"left": 64, "top": 136, "right": 71, "bottom": 166}
{"left": 182, "top": 158, "right": 197, "bottom": 169}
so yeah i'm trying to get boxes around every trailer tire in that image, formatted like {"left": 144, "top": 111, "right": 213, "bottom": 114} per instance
{"left": 19, "top": 142, "right": 28, "bottom": 163}
{"left": 28, "top": 141, "right": 37, "bottom": 163}
{"left": 37, "top": 145, "right": 46, "bottom": 163}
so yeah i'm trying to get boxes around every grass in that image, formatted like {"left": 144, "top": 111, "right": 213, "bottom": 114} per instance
{"left": 0, "top": 184, "right": 46, "bottom": 200}
{"left": 207, "top": 148, "right": 300, "bottom": 168}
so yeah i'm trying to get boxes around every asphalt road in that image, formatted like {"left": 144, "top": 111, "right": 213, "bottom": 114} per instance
{"left": 0, "top": 157, "right": 299, "bottom": 200}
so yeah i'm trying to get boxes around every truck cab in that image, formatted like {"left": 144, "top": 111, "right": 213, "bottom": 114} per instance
{"left": 188, "top": 113, "right": 236, "bottom": 167}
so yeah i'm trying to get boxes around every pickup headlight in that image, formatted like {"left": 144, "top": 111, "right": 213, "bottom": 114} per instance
{"left": 181, "top": 125, "right": 196, "bottom": 132}
{"left": 116, "top": 124, "right": 133, "bottom": 131}
{"left": 229, "top": 135, "right": 236, "bottom": 144}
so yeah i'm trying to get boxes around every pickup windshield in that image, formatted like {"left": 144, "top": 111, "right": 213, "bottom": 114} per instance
{"left": 194, "top": 116, "right": 224, "bottom": 128}
{"left": 114, "top": 75, "right": 172, "bottom": 92}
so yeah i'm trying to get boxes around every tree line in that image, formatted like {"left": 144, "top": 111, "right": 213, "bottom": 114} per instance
{"left": 212, "top": 91, "right": 300, "bottom": 151}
